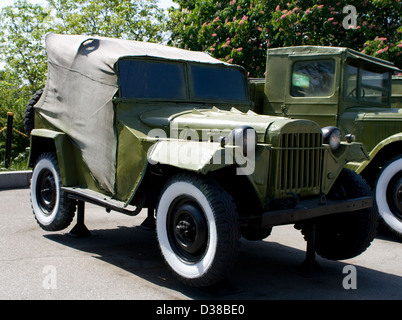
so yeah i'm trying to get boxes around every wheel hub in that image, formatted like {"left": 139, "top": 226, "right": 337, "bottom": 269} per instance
{"left": 36, "top": 169, "right": 56, "bottom": 215}
{"left": 168, "top": 199, "right": 208, "bottom": 262}
{"left": 391, "top": 177, "right": 402, "bottom": 220}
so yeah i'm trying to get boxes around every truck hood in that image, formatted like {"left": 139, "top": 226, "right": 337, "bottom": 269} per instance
{"left": 341, "top": 108, "right": 402, "bottom": 151}
{"left": 140, "top": 107, "right": 322, "bottom": 143}
{"left": 344, "top": 107, "right": 402, "bottom": 121}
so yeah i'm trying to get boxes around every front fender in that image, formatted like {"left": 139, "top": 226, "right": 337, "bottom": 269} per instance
{"left": 147, "top": 139, "right": 233, "bottom": 174}
{"left": 322, "top": 142, "right": 369, "bottom": 193}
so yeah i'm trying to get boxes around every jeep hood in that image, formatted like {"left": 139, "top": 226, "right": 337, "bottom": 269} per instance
{"left": 140, "top": 107, "right": 322, "bottom": 143}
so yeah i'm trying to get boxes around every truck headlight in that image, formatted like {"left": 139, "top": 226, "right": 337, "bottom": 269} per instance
{"left": 322, "top": 126, "right": 341, "bottom": 151}
{"left": 228, "top": 125, "right": 257, "bottom": 156}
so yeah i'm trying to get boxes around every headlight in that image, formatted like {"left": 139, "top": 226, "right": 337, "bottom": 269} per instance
{"left": 322, "top": 126, "right": 341, "bottom": 151}
{"left": 227, "top": 125, "right": 257, "bottom": 157}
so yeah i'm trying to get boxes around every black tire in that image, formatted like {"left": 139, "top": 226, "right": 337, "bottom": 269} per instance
{"left": 241, "top": 226, "right": 272, "bottom": 241}
{"left": 156, "top": 173, "right": 240, "bottom": 287}
{"left": 24, "top": 89, "right": 43, "bottom": 137}
{"left": 311, "top": 169, "right": 378, "bottom": 260}
{"left": 30, "top": 152, "right": 76, "bottom": 231}
{"left": 375, "top": 155, "right": 402, "bottom": 237}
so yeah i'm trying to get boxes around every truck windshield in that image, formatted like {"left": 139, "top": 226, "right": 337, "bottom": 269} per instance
{"left": 344, "top": 61, "right": 390, "bottom": 105}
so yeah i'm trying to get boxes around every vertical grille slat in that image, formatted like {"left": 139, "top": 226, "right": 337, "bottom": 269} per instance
{"left": 275, "top": 132, "right": 323, "bottom": 197}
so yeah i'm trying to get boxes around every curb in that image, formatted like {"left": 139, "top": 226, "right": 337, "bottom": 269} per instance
{"left": 0, "top": 170, "right": 32, "bottom": 190}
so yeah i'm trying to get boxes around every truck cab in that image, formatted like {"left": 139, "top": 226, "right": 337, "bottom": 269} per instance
{"left": 250, "top": 46, "right": 402, "bottom": 237}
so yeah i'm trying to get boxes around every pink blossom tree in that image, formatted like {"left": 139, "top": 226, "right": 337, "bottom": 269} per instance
{"left": 168, "top": 0, "right": 401, "bottom": 77}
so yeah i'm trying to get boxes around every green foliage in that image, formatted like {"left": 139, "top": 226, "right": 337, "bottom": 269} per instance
{"left": 0, "top": 0, "right": 51, "bottom": 164}
{"left": 48, "top": 0, "right": 167, "bottom": 41}
{"left": 169, "top": 0, "right": 402, "bottom": 76}
{"left": 0, "top": 0, "right": 167, "bottom": 167}
{"left": 168, "top": 0, "right": 278, "bottom": 77}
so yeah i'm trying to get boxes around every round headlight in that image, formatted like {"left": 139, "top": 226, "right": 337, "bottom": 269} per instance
{"left": 228, "top": 125, "right": 257, "bottom": 157}
{"left": 322, "top": 126, "right": 341, "bottom": 151}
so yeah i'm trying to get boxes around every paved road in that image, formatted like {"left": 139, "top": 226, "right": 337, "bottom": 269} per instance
{"left": 1, "top": 188, "right": 401, "bottom": 300}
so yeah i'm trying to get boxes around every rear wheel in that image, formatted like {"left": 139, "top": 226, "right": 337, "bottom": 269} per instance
{"left": 156, "top": 173, "right": 239, "bottom": 287}
{"left": 24, "top": 89, "right": 43, "bottom": 137}
{"left": 31, "top": 152, "right": 76, "bottom": 231}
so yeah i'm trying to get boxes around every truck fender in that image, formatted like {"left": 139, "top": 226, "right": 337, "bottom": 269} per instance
{"left": 352, "top": 133, "right": 402, "bottom": 174}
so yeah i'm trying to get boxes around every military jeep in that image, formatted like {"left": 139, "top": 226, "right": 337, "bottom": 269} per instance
{"left": 250, "top": 46, "right": 402, "bottom": 237}
{"left": 28, "top": 34, "right": 376, "bottom": 287}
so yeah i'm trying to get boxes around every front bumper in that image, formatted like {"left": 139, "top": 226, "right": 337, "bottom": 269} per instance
{"left": 242, "top": 196, "right": 373, "bottom": 227}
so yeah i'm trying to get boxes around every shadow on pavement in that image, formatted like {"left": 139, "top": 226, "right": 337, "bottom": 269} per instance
{"left": 44, "top": 224, "right": 402, "bottom": 300}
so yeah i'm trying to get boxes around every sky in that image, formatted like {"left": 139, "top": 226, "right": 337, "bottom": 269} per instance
{"left": 0, "top": 0, "right": 176, "bottom": 10}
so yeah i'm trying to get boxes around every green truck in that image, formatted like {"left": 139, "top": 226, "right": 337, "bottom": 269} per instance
{"left": 27, "top": 34, "right": 376, "bottom": 287}
{"left": 249, "top": 46, "right": 402, "bottom": 237}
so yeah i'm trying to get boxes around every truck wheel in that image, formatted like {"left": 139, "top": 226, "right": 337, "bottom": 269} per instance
{"left": 375, "top": 156, "right": 402, "bottom": 237}
{"left": 31, "top": 152, "right": 76, "bottom": 231}
{"left": 24, "top": 89, "right": 43, "bottom": 137}
{"left": 313, "top": 169, "right": 378, "bottom": 260}
{"left": 156, "top": 173, "right": 239, "bottom": 287}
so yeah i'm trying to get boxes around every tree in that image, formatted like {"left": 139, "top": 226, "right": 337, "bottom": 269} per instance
{"left": 270, "top": 0, "right": 402, "bottom": 69}
{"left": 168, "top": 0, "right": 402, "bottom": 77}
{"left": 0, "top": 0, "right": 168, "bottom": 166}
{"left": 0, "top": 0, "right": 51, "bottom": 166}
{"left": 168, "top": 0, "right": 278, "bottom": 77}
{"left": 48, "top": 0, "right": 167, "bottom": 42}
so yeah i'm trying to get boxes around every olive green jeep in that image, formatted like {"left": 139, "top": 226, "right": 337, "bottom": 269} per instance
{"left": 250, "top": 46, "right": 402, "bottom": 238}
{"left": 27, "top": 34, "right": 376, "bottom": 287}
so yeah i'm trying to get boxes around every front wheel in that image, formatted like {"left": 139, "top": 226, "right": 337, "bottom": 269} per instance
{"left": 156, "top": 173, "right": 240, "bottom": 287}
{"left": 30, "top": 152, "right": 76, "bottom": 231}
{"left": 375, "top": 156, "right": 402, "bottom": 237}
{"left": 312, "top": 169, "right": 378, "bottom": 260}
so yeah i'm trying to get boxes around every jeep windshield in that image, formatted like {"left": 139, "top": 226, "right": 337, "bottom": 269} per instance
{"left": 344, "top": 59, "right": 391, "bottom": 106}
{"left": 117, "top": 59, "right": 248, "bottom": 103}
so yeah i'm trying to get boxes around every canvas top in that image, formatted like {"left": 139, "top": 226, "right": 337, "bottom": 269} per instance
{"left": 35, "top": 34, "right": 228, "bottom": 195}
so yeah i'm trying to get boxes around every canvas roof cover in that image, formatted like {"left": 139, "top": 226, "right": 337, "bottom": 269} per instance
{"left": 36, "top": 33, "right": 227, "bottom": 194}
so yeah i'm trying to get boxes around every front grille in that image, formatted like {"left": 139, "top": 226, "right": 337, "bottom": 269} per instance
{"left": 273, "top": 132, "right": 324, "bottom": 197}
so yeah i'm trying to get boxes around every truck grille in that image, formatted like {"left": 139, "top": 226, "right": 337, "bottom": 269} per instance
{"left": 274, "top": 132, "right": 324, "bottom": 197}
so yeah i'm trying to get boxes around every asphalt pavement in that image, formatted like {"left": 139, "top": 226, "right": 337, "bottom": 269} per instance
{"left": 1, "top": 187, "right": 401, "bottom": 301}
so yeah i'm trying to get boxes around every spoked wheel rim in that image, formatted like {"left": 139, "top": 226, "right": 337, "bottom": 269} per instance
{"left": 35, "top": 168, "right": 57, "bottom": 215}
{"left": 166, "top": 196, "right": 208, "bottom": 263}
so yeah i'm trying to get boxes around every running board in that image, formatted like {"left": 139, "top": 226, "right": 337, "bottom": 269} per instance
{"left": 62, "top": 187, "right": 142, "bottom": 216}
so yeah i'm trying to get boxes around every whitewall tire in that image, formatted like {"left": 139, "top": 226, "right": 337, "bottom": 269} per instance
{"left": 156, "top": 173, "right": 239, "bottom": 287}
{"left": 31, "top": 152, "right": 76, "bottom": 231}
{"left": 375, "top": 156, "right": 402, "bottom": 237}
